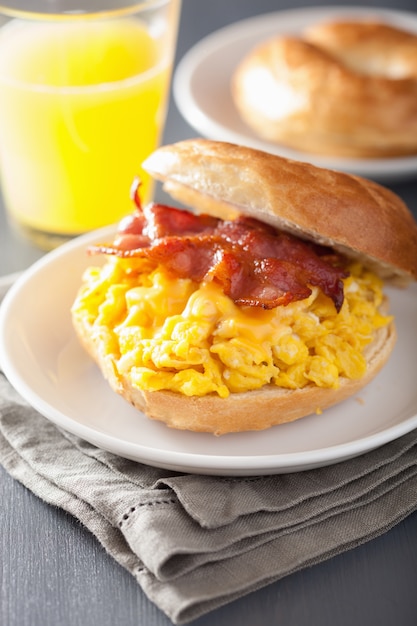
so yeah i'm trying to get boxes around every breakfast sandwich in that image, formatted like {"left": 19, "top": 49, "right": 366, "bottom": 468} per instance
{"left": 71, "top": 140, "right": 417, "bottom": 434}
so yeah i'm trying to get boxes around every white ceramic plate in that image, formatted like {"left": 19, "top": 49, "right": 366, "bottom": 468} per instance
{"left": 1, "top": 226, "right": 417, "bottom": 476}
{"left": 173, "top": 6, "right": 417, "bottom": 183}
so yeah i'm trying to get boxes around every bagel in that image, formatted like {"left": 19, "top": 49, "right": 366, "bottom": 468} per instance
{"left": 74, "top": 315, "right": 395, "bottom": 435}
{"left": 232, "top": 20, "right": 417, "bottom": 158}
{"left": 71, "top": 140, "right": 417, "bottom": 434}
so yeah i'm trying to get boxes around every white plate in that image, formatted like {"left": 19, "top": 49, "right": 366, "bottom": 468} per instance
{"left": 173, "top": 6, "right": 417, "bottom": 183}
{"left": 1, "top": 226, "right": 417, "bottom": 476}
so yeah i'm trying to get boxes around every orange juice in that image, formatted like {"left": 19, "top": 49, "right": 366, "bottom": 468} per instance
{"left": 0, "top": 15, "right": 175, "bottom": 245}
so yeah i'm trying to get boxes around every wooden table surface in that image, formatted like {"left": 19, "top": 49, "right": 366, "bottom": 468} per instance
{"left": 1, "top": 1, "right": 417, "bottom": 625}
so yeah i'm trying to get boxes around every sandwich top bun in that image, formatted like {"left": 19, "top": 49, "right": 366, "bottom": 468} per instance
{"left": 72, "top": 140, "right": 416, "bottom": 435}
{"left": 143, "top": 139, "right": 417, "bottom": 285}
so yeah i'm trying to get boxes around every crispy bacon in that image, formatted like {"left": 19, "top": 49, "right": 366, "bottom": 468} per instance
{"left": 89, "top": 200, "right": 348, "bottom": 311}
{"left": 142, "top": 203, "right": 219, "bottom": 239}
{"left": 211, "top": 252, "right": 313, "bottom": 309}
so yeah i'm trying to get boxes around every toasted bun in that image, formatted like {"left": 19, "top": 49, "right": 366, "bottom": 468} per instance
{"left": 73, "top": 309, "right": 396, "bottom": 435}
{"left": 143, "top": 139, "right": 417, "bottom": 284}
{"left": 231, "top": 21, "right": 417, "bottom": 158}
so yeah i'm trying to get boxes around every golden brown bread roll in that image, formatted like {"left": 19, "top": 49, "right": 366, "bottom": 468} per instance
{"left": 72, "top": 140, "right": 417, "bottom": 434}
{"left": 143, "top": 139, "right": 417, "bottom": 284}
{"left": 73, "top": 313, "right": 396, "bottom": 435}
{"left": 232, "top": 20, "right": 417, "bottom": 158}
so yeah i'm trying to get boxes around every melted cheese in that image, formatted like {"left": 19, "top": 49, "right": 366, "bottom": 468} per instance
{"left": 72, "top": 256, "right": 392, "bottom": 398}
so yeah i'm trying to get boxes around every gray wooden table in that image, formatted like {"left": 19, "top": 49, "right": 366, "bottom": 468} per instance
{"left": 1, "top": 1, "right": 417, "bottom": 625}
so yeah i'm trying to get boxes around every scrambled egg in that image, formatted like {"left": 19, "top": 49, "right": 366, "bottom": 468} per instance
{"left": 72, "top": 256, "right": 391, "bottom": 398}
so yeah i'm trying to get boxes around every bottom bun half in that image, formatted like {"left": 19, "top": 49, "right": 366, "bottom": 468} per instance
{"left": 73, "top": 314, "right": 396, "bottom": 435}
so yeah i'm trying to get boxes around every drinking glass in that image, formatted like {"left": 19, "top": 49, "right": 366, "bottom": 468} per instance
{"left": 0, "top": 0, "right": 181, "bottom": 249}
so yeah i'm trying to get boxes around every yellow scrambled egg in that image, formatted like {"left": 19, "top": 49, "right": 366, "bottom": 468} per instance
{"left": 72, "top": 256, "right": 391, "bottom": 398}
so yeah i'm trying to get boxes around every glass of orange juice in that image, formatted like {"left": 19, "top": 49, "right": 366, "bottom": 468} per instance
{"left": 0, "top": 0, "right": 181, "bottom": 249}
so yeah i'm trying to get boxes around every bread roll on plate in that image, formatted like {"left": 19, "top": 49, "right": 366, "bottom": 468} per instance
{"left": 71, "top": 140, "right": 417, "bottom": 434}
{"left": 232, "top": 20, "right": 417, "bottom": 158}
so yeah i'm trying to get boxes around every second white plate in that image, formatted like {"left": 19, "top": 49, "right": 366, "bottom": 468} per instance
{"left": 173, "top": 6, "right": 417, "bottom": 183}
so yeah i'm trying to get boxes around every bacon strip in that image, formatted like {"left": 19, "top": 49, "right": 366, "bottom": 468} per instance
{"left": 89, "top": 202, "right": 348, "bottom": 311}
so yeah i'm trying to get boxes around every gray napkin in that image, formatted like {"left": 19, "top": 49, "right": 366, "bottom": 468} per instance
{"left": 1, "top": 370, "right": 417, "bottom": 624}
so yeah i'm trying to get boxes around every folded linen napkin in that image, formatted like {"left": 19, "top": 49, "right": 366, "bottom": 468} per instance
{"left": 2, "top": 374, "right": 417, "bottom": 623}
{"left": 1, "top": 277, "right": 417, "bottom": 624}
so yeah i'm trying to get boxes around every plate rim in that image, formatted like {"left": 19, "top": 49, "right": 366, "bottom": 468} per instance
{"left": 173, "top": 5, "right": 417, "bottom": 182}
{"left": 1, "top": 226, "right": 417, "bottom": 475}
